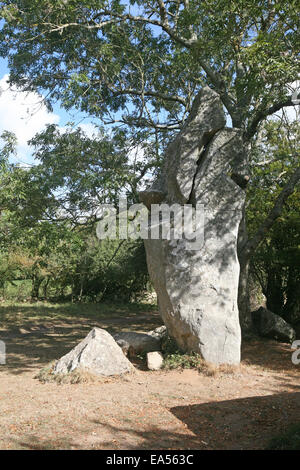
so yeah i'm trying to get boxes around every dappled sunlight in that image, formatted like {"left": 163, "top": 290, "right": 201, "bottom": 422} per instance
{"left": 0, "top": 302, "right": 161, "bottom": 375}
{"left": 0, "top": 303, "right": 299, "bottom": 450}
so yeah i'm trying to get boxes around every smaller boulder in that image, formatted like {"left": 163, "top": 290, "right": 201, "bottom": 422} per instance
{"left": 147, "top": 351, "right": 164, "bottom": 371}
{"left": 54, "top": 328, "right": 135, "bottom": 377}
{"left": 252, "top": 307, "right": 296, "bottom": 343}
{"left": 113, "top": 331, "right": 161, "bottom": 355}
{"left": 115, "top": 338, "right": 131, "bottom": 357}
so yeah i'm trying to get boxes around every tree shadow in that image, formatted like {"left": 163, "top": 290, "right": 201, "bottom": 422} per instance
{"left": 241, "top": 336, "right": 300, "bottom": 383}
{"left": 0, "top": 303, "right": 162, "bottom": 375}
{"left": 13, "top": 392, "right": 300, "bottom": 450}
{"left": 170, "top": 392, "right": 300, "bottom": 450}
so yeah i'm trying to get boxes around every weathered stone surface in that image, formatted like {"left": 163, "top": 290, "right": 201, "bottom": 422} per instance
{"left": 252, "top": 307, "right": 296, "bottom": 343}
{"left": 139, "top": 88, "right": 247, "bottom": 365}
{"left": 138, "top": 189, "right": 166, "bottom": 211}
{"left": 148, "top": 325, "right": 168, "bottom": 340}
{"left": 147, "top": 351, "right": 164, "bottom": 370}
{"left": 140, "top": 87, "right": 226, "bottom": 207}
{"left": 113, "top": 331, "right": 162, "bottom": 354}
{"left": 54, "top": 328, "right": 134, "bottom": 376}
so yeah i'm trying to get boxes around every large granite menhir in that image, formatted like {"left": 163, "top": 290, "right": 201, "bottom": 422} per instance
{"left": 139, "top": 87, "right": 247, "bottom": 365}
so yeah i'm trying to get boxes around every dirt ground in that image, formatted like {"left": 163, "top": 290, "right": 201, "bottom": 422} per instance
{"left": 0, "top": 302, "right": 299, "bottom": 450}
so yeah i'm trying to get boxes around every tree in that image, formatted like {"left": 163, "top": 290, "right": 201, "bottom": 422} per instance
{"left": 248, "top": 118, "right": 300, "bottom": 325}
{"left": 0, "top": 1, "right": 299, "bottom": 362}
{"left": 0, "top": 128, "right": 150, "bottom": 301}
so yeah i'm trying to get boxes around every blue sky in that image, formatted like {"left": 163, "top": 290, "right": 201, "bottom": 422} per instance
{"left": 1, "top": 49, "right": 298, "bottom": 168}
{"left": 0, "top": 57, "right": 97, "bottom": 166}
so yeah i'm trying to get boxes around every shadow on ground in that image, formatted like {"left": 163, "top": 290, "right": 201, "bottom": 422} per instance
{"left": 0, "top": 302, "right": 161, "bottom": 375}
{"left": 170, "top": 392, "right": 300, "bottom": 449}
{"left": 11, "top": 392, "right": 300, "bottom": 450}
{"left": 0, "top": 302, "right": 298, "bottom": 379}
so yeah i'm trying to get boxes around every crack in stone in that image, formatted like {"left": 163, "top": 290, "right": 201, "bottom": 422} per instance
{"left": 187, "top": 129, "right": 223, "bottom": 206}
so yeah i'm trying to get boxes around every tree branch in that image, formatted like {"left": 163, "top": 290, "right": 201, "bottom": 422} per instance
{"left": 242, "top": 165, "right": 300, "bottom": 257}
{"left": 112, "top": 88, "right": 187, "bottom": 106}
{"left": 246, "top": 97, "right": 296, "bottom": 140}
{"left": 39, "top": 8, "right": 234, "bottom": 108}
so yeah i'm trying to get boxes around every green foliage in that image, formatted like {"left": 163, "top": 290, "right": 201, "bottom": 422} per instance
{"left": 0, "top": 130, "right": 17, "bottom": 166}
{"left": 161, "top": 336, "right": 209, "bottom": 371}
{"left": 28, "top": 124, "right": 155, "bottom": 210}
{"left": 1, "top": 280, "right": 32, "bottom": 302}
{"left": 247, "top": 119, "right": 300, "bottom": 323}
{"left": 0, "top": 1, "right": 299, "bottom": 313}
{"left": 71, "top": 237, "right": 149, "bottom": 302}
{"left": 0, "top": 1, "right": 298, "bottom": 137}
{"left": 0, "top": 124, "right": 151, "bottom": 304}
{"left": 0, "top": 221, "right": 149, "bottom": 302}
{"left": 163, "top": 352, "right": 204, "bottom": 370}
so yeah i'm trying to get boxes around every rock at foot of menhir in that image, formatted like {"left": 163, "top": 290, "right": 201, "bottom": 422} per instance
{"left": 252, "top": 307, "right": 296, "bottom": 343}
{"left": 54, "top": 328, "right": 135, "bottom": 376}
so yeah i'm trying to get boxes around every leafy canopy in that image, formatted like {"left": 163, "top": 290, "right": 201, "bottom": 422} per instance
{"left": 0, "top": 0, "right": 298, "bottom": 140}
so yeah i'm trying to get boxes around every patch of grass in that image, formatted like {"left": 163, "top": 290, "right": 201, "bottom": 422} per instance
{"left": 35, "top": 361, "right": 57, "bottom": 383}
{"left": 162, "top": 337, "right": 239, "bottom": 376}
{"left": 218, "top": 363, "right": 239, "bottom": 375}
{"left": 0, "top": 300, "right": 158, "bottom": 330}
{"left": 161, "top": 335, "right": 213, "bottom": 373}
{"left": 163, "top": 352, "right": 200, "bottom": 370}
{"left": 162, "top": 352, "right": 217, "bottom": 376}
{"left": 267, "top": 423, "right": 300, "bottom": 450}
{"left": 35, "top": 362, "right": 116, "bottom": 384}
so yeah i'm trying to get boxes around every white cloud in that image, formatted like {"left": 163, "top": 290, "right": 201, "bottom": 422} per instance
{"left": 128, "top": 145, "right": 154, "bottom": 190}
{"left": 280, "top": 79, "right": 300, "bottom": 121}
{"left": 0, "top": 74, "right": 60, "bottom": 163}
{"left": 78, "top": 122, "right": 98, "bottom": 138}
{"left": 59, "top": 121, "right": 99, "bottom": 139}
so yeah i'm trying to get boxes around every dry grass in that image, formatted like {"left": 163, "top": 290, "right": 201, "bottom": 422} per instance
{"left": 162, "top": 352, "right": 239, "bottom": 377}
{"left": 35, "top": 362, "right": 134, "bottom": 385}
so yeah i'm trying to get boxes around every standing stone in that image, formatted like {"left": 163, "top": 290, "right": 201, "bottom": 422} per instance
{"left": 54, "top": 328, "right": 135, "bottom": 376}
{"left": 140, "top": 88, "right": 248, "bottom": 365}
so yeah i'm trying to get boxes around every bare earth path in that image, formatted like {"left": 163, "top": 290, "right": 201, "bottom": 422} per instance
{"left": 0, "top": 302, "right": 299, "bottom": 450}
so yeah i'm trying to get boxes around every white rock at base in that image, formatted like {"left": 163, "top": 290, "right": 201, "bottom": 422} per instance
{"left": 147, "top": 351, "right": 164, "bottom": 371}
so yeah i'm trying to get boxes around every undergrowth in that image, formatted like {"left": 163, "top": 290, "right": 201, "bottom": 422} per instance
{"left": 161, "top": 336, "right": 237, "bottom": 376}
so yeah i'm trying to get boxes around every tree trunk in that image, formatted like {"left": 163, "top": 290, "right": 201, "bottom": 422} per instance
{"left": 237, "top": 165, "right": 300, "bottom": 333}
{"left": 237, "top": 205, "right": 252, "bottom": 335}
{"left": 265, "top": 269, "right": 285, "bottom": 314}
{"left": 238, "top": 254, "right": 252, "bottom": 335}
{"left": 43, "top": 277, "right": 50, "bottom": 300}
{"left": 282, "top": 273, "right": 300, "bottom": 325}
{"left": 31, "top": 275, "right": 42, "bottom": 299}
{"left": 140, "top": 88, "right": 248, "bottom": 364}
